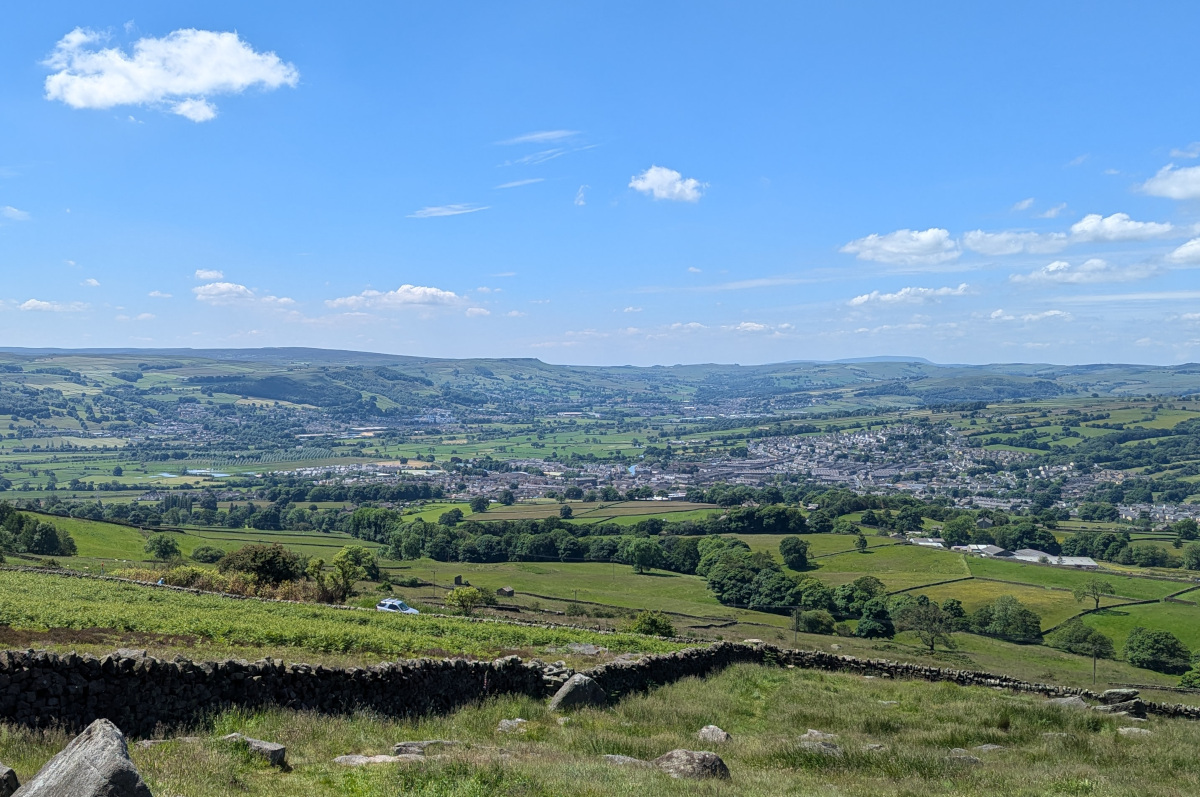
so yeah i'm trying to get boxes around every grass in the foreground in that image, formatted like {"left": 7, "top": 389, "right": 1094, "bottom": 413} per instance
{"left": 0, "top": 570, "right": 682, "bottom": 660}
{"left": 5, "top": 663, "right": 1197, "bottom": 796}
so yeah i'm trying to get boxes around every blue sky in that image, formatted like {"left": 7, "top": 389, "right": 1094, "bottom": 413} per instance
{"left": 2, "top": 2, "right": 1200, "bottom": 366}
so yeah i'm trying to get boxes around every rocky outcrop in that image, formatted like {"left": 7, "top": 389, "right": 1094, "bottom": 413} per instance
{"left": 651, "top": 749, "right": 730, "bottom": 779}
{"left": 697, "top": 725, "right": 731, "bottom": 743}
{"left": 14, "top": 719, "right": 151, "bottom": 797}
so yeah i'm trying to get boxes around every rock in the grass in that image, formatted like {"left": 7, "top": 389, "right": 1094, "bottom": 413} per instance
{"left": 548, "top": 673, "right": 607, "bottom": 711}
{"left": 14, "top": 719, "right": 152, "bottom": 797}
{"left": 652, "top": 749, "right": 731, "bottom": 780}
{"left": 1118, "top": 727, "right": 1152, "bottom": 737}
{"left": 1094, "top": 700, "right": 1146, "bottom": 718}
{"left": 603, "top": 754, "right": 653, "bottom": 768}
{"left": 221, "top": 733, "right": 287, "bottom": 767}
{"left": 697, "top": 725, "right": 732, "bottom": 743}
{"left": 0, "top": 765, "right": 16, "bottom": 797}
{"left": 391, "top": 740, "right": 457, "bottom": 755}
{"left": 1100, "top": 689, "right": 1139, "bottom": 705}
{"left": 799, "top": 741, "right": 843, "bottom": 756}
{"left": 948, "top": 749, "right": 982, "bottom": 765}
{"left": 974, "top": 744, "right": 1006, "bottom": 752}
{"left": 1048, "top": 695, "right": 1089, "bottom": 710}
{"left": 114, "top": 648, "right": 148, "bottom": 660}
{"left": 799, "top": 729, "right": 837, "bottom": 741}
{"left": 335, "top": 754, "right": 424, "bottom": 766}
{"left": 878, "top": 700, "right": 899, "bottom": 706}
{"left": 744, "top": 639, "right": 764, "bottom": 645}
{"left": 497, "top": 719, "right": 528, "bottom": 734}
{"left": 863, "top": 744, "right": 887, "bottom": 752}
{"left": 566, "top": 642, "right": 605, "bottom": 655}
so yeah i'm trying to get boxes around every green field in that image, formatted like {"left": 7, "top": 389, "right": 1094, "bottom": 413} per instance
{"left": 0, "top": 570, "right": 680, "bottom": 660}
{"left": 966, "top": 557, "right": 1189, "bottom": 601}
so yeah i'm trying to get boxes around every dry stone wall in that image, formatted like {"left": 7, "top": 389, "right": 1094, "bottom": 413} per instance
{"left": 2, "top": 641, "right": 1200, "bottom": 737}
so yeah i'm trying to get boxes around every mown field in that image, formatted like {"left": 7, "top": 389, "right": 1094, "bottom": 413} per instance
{"left": 6, "top": 662, "right": 1198, "bottom": 797}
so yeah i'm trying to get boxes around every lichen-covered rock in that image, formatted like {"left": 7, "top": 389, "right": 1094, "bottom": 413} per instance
{"left": 697, "top": 725, "right": 731, "bottom": 743}
{"left": 652, "top": 749, "right": 731, "bottom": 779}
{"left": 14, "top": 719, "right": 151, "bottom": 797}
{"left": 1101, "top": 689, "right": 1139, "bottom": 704}
{"left": 1048, "top": 695, "right": 1089, "bottom": 710}
{"left": 497, "top": 719, "right": 528, "bottom": 733}
{"left": 222, "top": 733, "right": 287, "bottom": 767}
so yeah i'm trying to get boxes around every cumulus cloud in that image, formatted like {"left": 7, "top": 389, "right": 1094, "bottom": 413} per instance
{"left": 629, "top": 166, "right": 705, "bottom": 202}
{"left": 848, "top": 283, "right": 969, "bottom": 305}
{"left": 193, "top": 281, "right": 254, "bottom": 303}
{"left": 1069, "top": 212, "right": 1173, "bottom": 242}
{"left": 465, "top": 307, "right": 490, "bottom": 317}
{"left": 81, "top": 278, "right": 99, "bottom": 287}
{"left": 1, "top": 206, "right": 30, "bottom": 221}
{"left": 325, "top": 284, "right": 460, "bottom": 310}
{"left": 148, "top": 290, "right": 171, "bottom": 298}
{"left": 1141, "top": 164, "right": 1200, "bottom": 199}
{"left": 194, "top": 269, "right": 223, "bottom": 280}
{"left": 1167, "top": 237, "right": 1200, "bottom": 264}
{"left": 20, "top": 299, "right": 88, "bottom": 312}
{"left": 43, "top": 28, "right": 299, "bottom": 122}
{"left": 407, "top": 204, "right": 488, "bottom": 218}
{"left": 840, "top": 228, "right": 960, "bottom": 265}
{"left": 1010, "top": 258, "right": 1158, "bottom": 284}
{"left": 962, "top": 230, "right": 1068, "bottom": 255}
{"left": 726, "top": 321, "right": 768, "bottom": 332}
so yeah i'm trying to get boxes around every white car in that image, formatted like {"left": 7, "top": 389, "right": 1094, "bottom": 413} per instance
{"left": 376, "top": 598, "right": 419, "bottom": 615}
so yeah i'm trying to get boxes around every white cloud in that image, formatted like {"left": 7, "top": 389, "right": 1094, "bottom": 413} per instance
{"left": 498, "top": 130, "right": 578, "bottom": 145}
{"left": 1022, "top": 310, "right": 1072, "bottom": 322}
{"left": 849, "top": 283, "right": 969, "bottom": 305}
{"left": 135, "top": 312, "right": 155, "bottom": 321}
{"left": 1141, "top": 164, "right": 1200, "bottom": 200}
{"left": 574, "top": 185, "right": 587, "bottom": 206}
{"left": 20, "top": 299, "right": 87, "bottom": 312}
{"left": 623, "top": 306, "right": 642, "bottom": 313}
{"left": 1037, "top": 202, "right": 1068, "bottom": 219}
{"left": 1010, "top": 258, "right": 1158, "bottom": 284}
{"left": 687, "top": 266, "right": 702, "bottom": 273}
{"left": 1, "top": 206, "right": 30, "bottom": 221}
{"left": 495, "top": 178, "right": 544, "bottom": 189}
{"left": 1067, "top": 154, "right": 1089, "bottom": 167}
{"left": 629, "top": 166, "right": 705, "bottom": 202}
{"left": 194, "top": 269, "right": 223, "bottom": 280}
{"left": 962, "top": 230, "right": 1068, "bottom": 255}
{"left": 840, "top": 228, "right": 959, "bottom": 265}
{"left": 1171, "top": 143, "right": 1200, "bottom": 159}
{"left": 1167, "top": 237, "right": 1200, "bottom": 264}
{"left": 476, "top": 286, "right": 500, "bottom": 293}
{"left": 990, "top": 309, "right": 1013, "bottom": 321}
{"left": 506, "top": 310, "right": 526, "bottom": 317}
{"left": 193, "top": 281, "right": 254, "bottom": 303}
{"left": 82, "top": 278, "right": 100, "bottom": 287}
{"left": 407, "top": 204, "right": 488, "bottom": 218}
{"left": 465, "top": 307, "right": 490, "bottom": 317}
{"left": 325, "top": 284, "right": 460, "bottom": 310}
{"left": 1011, "top": 198, "right": 1034, "bottom": 211}
{"left": 262, "top": 295, "right": 294, "bottom": 306}
{"left": 1069, "top": 212, "right": 1173, "bottom": 242}
{"left": 44, "top": 28, "right": 299, "bottom": 122}
{"left": 148, "top": 290, "right": 172, "bottom": 298}
{"left": 726, "top": 321, "right": 768, "bottom": 332}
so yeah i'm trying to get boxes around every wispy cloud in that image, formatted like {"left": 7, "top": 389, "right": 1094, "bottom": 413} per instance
{"left": 841, "top": 228, "right": 960, "bottom": 265}
{"left": 407, "top": 204, "right": 488, "bottom": 218}
{"left": 1056, "top": 290, "right": 1200, "bottom": 304}
{"left": 1067, "top": 154, "right": 1089, "bottom": 167}
{"left": 1010, "top": 258, "right": 1159, "bottom": 285}
{"left": 962, "top": 230, "right": 1067, "bottom": 255}
{"left": 497, "top": 130, "right": 578, "bottom": 145}
{"left": 43, "top": 27, "right": 299, "bottom": 122}
{"left": 495, "top": 178, "right": 544, "bottom": 189}
{"left": 465, "top": 307, "right": 490, "bottom": 317}
{"left": 1, "top": 206, "right": 30, "bottom": 221}
{"left": 148, "top": 290, "right": 172, "bottom": 298}
{"left": 629, "top": 166, "right": 706, "bottom": 202}
{"left": 1037, "top": 202, "right": 1067, "bottom": 219}
{"left": 574, "top": 185, "right": 588, "bottom": 206}
{"left": 194, "top": 269, "right": 223, "bottom": 280}
{"left": 1170, "top": 143, "right": 1200, "bottom": 159}
{"left": 1011, "top": 197, "right": 1034, "bottom": 211}
{"left": 82, "top": 278, "right": 100, "bottom": 287}
{"left": 20, "top": 298, "right": 88, "bottom": 312}
{"left": 848, "top": 283, "right": 969, "bottom": 305}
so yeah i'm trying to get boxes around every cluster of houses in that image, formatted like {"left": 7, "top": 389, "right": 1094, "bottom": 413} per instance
{"left": 906, "top": 535, "right": 1098, "bottom": 569}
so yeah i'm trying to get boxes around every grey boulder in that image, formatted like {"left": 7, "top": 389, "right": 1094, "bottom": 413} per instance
{"left": 1100, "top": 689, "right": 1139, "bottom": 704}
{"left": 652, "top": 749, "right": 731, "bottom": 779}
{"left": 14, "top": 719, "right": 152, "bottom": 797}
{"left": 1048, "top": 695, "right": 1089, "bottom": 710}
{"left": 222, "top": 733, "right": 287, "bottom": 768}
{"left": 548, "top": 674, "right": 607, "bottom": 711}
{"left": 697, "top": 725, "right": 732, "bottom": 743}
{"left": 0, "top": 765, "right": 16, "bottom": 797}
